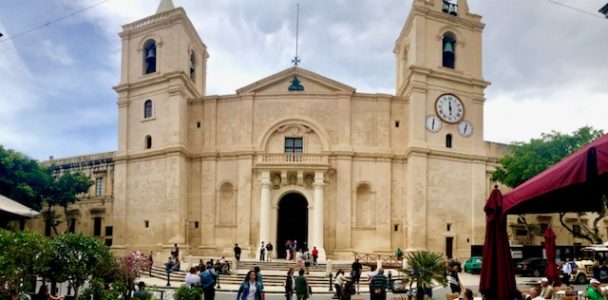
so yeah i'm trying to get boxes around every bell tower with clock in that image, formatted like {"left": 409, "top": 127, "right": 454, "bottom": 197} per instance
{"left": 394, "top": 0, "right": 489, "bottom": 150}
{"left": 394, "top": 0, "right": 493, "bottom": 254}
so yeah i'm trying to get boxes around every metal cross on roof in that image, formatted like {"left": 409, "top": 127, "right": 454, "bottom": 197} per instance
{"left": 292, "top": 3, "right": 301, "bottom": 66}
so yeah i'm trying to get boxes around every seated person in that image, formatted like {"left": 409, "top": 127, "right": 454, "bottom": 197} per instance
{"left": 172, "top": 257, "right": 181, "bottom": 271}
{"left": 539, "top": 278, "right": 553, "bottom": 299}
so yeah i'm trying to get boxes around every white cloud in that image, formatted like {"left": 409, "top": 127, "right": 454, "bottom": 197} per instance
{"left": 41, "top": 40, "right": 74, "bottom": 66}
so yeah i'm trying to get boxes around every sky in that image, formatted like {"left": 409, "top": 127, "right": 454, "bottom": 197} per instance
{"left": 0, "top": 0, "right": 607, "bottom": 161}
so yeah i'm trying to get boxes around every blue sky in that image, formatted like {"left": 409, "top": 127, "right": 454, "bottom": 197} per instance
{"left": 1, "top": 0, "right": 607, "bottom": 161}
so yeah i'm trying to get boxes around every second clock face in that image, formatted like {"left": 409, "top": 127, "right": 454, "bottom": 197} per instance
{"left": 435, "top": 94, "right": 464, "bottom": 123}
{"left": 425, "top": 115, "right": 442, "bottom": 133}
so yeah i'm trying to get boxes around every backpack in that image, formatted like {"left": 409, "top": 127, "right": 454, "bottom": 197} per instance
{"left": 200, "top": 270, "right": 215, "bottom": 288}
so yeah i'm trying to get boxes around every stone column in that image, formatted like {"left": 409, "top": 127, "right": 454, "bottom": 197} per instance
{"left": 259, "top": 170, "right": 271, "bottom": 245}
{"left": 312, "top": 170, "right": 326, "bottom": 261}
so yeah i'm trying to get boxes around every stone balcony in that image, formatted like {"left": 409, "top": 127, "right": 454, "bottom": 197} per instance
{"left": 255, "top": 153, "right": 330, "bottom": 169}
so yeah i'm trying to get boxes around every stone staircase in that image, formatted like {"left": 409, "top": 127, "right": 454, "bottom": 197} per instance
{"left": 150, "top": 259, "right": 384, "bottom": 290}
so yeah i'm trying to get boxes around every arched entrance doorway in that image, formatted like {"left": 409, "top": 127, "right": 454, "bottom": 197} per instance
{"left": 276, "top": 193, "right": 308, "bottom": 259}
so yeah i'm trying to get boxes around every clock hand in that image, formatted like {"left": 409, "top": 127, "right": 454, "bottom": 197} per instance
{"left": 464, "top": 124, "right": 468, "bottom": 132}
{"left": 448, "top": 102, "right": 452, "bottom": 115}
{"left": 432, "top": 119, "right": 435, "bottom": 128}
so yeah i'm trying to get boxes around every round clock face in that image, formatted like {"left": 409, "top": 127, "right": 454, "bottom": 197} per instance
{"left": 435, "top": 94, "right": 464, "bottom": 123}
{"left": 458, "top": 120, "right": 473, "bottom": 137}
{"left": 425, "top": 115, "right": 442, "bottom": 133}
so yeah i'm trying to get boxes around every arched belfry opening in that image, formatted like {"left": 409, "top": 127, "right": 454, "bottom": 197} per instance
{"left": 276, "top": 192, "right": 308, "bottom": 258}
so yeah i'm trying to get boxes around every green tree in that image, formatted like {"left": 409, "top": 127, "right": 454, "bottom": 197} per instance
{"left": 491, "top": 126, "right": 605, "bottom": 243}
{"left": 0, "top": 145, "right": 51, "bottom": 211}
{"left": 50, "top": 233, "right": 113, "bottom": 300}
{"left": 0, "top": 229, "right": 52, "bottom": 300}
{"left": 401, "top": 250, "right": 447, "bottom": 300}
{"left": 44, "top": 171, "right": 93, "bottom": 234}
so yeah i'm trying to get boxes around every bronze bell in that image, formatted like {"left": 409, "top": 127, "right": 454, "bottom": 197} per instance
{"left": 443, "top": 41, "right": 454, "bottom": 53}
{"left": 442, "top": 0, "right": 450, "bottom": 13}
{"left": 448, "top": 4, "right": 458, "bottom": 16}
{"left": 145, "top": 48, "right": 156, "bottom": 60}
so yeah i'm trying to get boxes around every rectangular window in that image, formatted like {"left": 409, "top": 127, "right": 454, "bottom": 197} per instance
{"left": 105, "top": 226, "right": 113, "bottom": 236}
{"left": 69, "top": 218, "right": 76, "bottom": 233}
{"left": 105, "top": 239, "right": 113, "bottom": 247}
{"left": 284, "top": 137, "right": 303, "bottom": 153}
{"left": 93, "top": 217, "right": 102, "bottom": 236}
{"left": 573, "top": 225, "right": 581, "bottom": 235}
{"left": 95, "top": 177, "right": 103, "bottom": 197}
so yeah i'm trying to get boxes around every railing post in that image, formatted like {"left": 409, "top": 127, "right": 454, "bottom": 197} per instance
{"left": 166, "top": 270, "right": 171, "bottom": 287}
{"left": 329, "top": 272, "right": 333, "bottom": 292}
{"left": 388, "top": 272, "right": 393, "bottom": 291}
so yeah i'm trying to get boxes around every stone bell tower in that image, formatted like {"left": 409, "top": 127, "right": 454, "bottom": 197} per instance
{"left": 111, "top": 0, "right": 208, "bottom": 254}
{"left": 394, "top": 0, "right": 492, "bottom": 254}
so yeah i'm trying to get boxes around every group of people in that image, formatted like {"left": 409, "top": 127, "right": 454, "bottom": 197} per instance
{"left": 183, "top": 261, "right": 219, "bottom": 300}
{"left": 259, "top": 242, "right": 274, "bottom": 261}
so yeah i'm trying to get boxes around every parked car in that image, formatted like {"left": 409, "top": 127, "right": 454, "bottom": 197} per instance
{"left": 463, "top": 256, "right": 483, "bottom": 274}
{"left": 515, "top": 257, "right": 547, "bottom": 277}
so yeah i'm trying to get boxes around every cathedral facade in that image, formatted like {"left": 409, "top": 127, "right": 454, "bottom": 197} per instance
{"left": 33, "top": 0, "right": 509, "bottom": 260}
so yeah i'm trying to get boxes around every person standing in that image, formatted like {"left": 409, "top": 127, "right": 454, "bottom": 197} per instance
{"left": 395, "top": 248, "right": 403, "bottom": 261}
{"left": 448, "top": 265, "right": 462, "bottom": 295}
{"left": 234, "top": 243, "right": 242, "bottom": 262}
{"left": 171, "top": 243, "right": 179, "bottom": 259}
{"left": 254, "top": 266, "right": 265, "bottom": 292}
{"left": 294, "top": 268, "right": 309, "bottom": 300}
{"left": 351, "top": 259, "right": 363, "bottom": 294}
{"left": 285, "top": 268, "right": 295, "bottom": 300}
{"left": 334, "top": 269, "right": 346, "bottom": 299}
{"left": 200, "top": 265, "right": 218, "bottom": 300}
{"left": 185, "top": 267, "right": 201, "bottom": 288}
{"left": 148, "top": 251, "right": 154, "bottom": 277}
{"left": 369, "top": 269, "right": 388, "bottom": 300}
{"left": 259, "top": 242, "right": 266, "bottom": 261}
{"left": 266, "top": 242, "right": 274, "bottom": 261}
{"left": 236, "top": 270, "right": 263, "bottom": 300}
{"left": 561, "top": 258, "right": 572, "bottom": 286}
{"left": 311, "top": 247, "right": 319, "bottom": 266}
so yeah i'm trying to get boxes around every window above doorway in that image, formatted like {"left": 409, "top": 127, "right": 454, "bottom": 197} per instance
{"left": 284, "top": 137, "right": 303, "bottom": 153}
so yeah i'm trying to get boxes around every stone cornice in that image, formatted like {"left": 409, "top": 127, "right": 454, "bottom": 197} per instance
{"left": 404, "top": 146, "right": 500, "bottom": 164}
{"left": 113, "top": 71, "right": 199, "bottom": 100}
{"left": 113, "top": 146, "right": 190, "bottom": 162}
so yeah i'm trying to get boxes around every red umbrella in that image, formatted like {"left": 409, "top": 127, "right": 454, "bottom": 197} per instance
{"left": 479, "top": 187, "right": 517, "bottom": 299}
{"left": 503, "top": 133, "right": 608, "bottom": 214}
{"left": 543, "top": 225, "right": 560, "bottom": 285}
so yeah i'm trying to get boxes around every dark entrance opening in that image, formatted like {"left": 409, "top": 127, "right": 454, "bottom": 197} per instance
{"left": 446, "top": 237, "right": 454, "bottom": 259}
{"left": 276, "top": 193, "right": 308, "bottom": 259}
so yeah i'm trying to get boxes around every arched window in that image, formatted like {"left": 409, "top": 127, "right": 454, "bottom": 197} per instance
{"left": 446, "top": 134, "right": 453, "bottom": 148}
{"left": 144, "top": 100, "right": 152, "bottom": 119}
{"left": 189, "top": 51, "right": 196, "bottom": 82}
{"left": 442, "top": 33, "right": 456, "bottom": 69}
{"left": 143, "top": 39, "right": 157, "bottom": 74}
{"left": 145, "top": 135, "right": 152, "bottom": 149}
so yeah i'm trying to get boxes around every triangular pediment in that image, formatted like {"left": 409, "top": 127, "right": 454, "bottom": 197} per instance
{"left": 236, "top": 67, "right": 356, "bottom": 94}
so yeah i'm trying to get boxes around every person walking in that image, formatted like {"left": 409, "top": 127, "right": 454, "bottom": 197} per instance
{"left": 236, "top": 270, "right": 263, "bottom": 300}
{"left": 234, "top": 243, "right": 242, "bottom": 262}
{"left": 561, "top": 258, "right": 572, "bottom": 286}
{"left": 294, "top": 268, "right": 309, "bottom": 300}
{"left": 369, "top": 269, "right": 388, "bottom": 300}
{"left": 285, "top": 268, "right": 295, "bottom": 300}
{"left": 448, "top": 265, "right": 462, "bottom": 295}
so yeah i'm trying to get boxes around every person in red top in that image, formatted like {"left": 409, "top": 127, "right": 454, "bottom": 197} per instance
{"left": 311, "top": 246, "right": 319, "bottom": 266}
